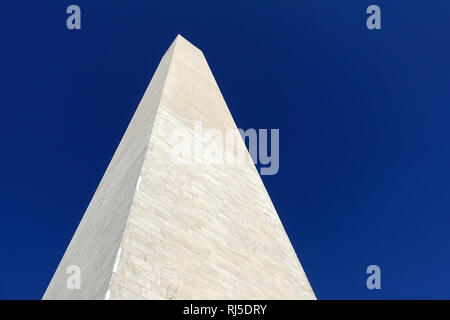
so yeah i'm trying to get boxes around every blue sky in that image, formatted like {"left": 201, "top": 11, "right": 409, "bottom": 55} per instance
{"left": 0, "top": 1, "right": 449, "bottom": 299}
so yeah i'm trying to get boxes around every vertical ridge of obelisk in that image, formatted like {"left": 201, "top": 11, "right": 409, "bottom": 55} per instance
{"left": 43, "top": 36, "right": 179, "bottom": 300}
{"left": 101, "top": 37, "right": 184, "bottom": 300}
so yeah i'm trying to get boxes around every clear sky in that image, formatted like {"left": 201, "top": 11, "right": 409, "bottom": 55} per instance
{"left": 0, "top": 1, "right": 449, "bottom": 299}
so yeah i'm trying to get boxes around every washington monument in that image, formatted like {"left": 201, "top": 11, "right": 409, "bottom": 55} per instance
{"left": 43, "top": 35, "right": 315, "bottom": 299}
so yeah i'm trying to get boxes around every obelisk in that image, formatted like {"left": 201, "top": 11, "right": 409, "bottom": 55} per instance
{"left": 43, "top": 35, "right": 315, "bottom": 300}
